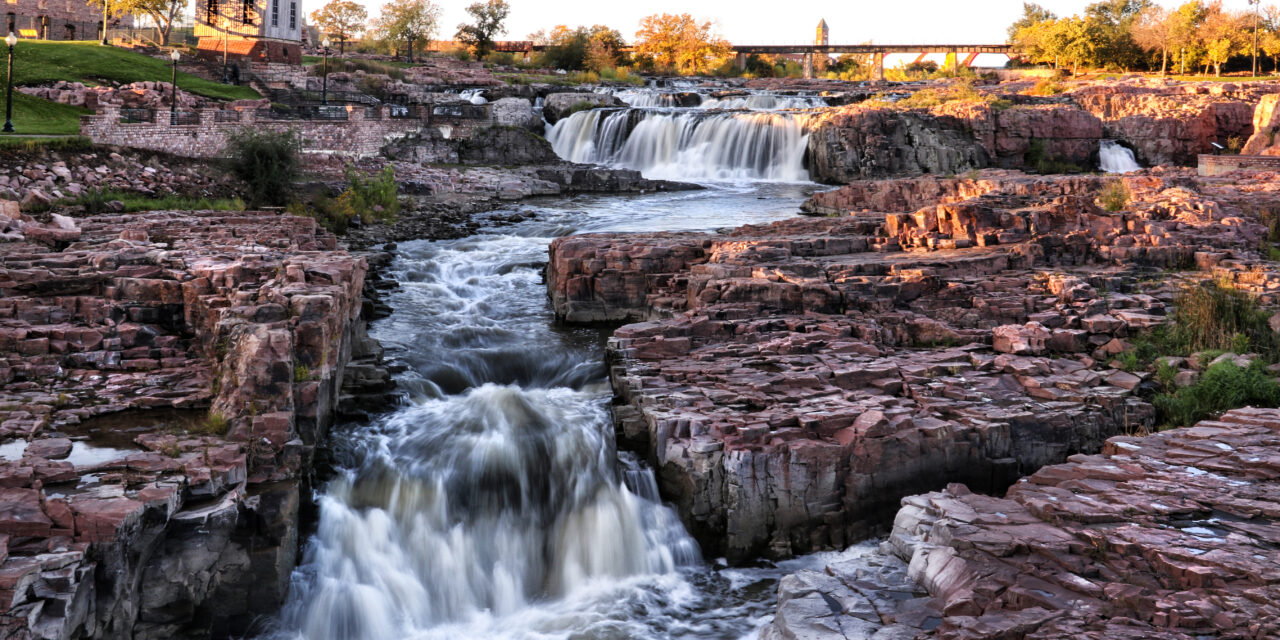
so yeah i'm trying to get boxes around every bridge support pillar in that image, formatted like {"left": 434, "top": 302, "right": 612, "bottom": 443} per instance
{"left": 873, "top": 52, "right": 885, "bottom": 84}
{"left": 735, "top": 52, "right": 746, "bottom": 72}
{"left": 802, "top": 52, "right": 813, "bottom": 79}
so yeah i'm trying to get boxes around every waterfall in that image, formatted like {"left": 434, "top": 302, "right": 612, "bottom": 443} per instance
{"left": 547, "top": 108, "right": 812, "bottom": 182}
{"left": 699, "top": 94, "right": 826, "bottom": 110}
{"left": 460, "top": 88, "right": 488, "bottom": 105}
{"left": 1100, "top": 140, "right": 1141, "bottom": 173}
{"left": 268, "top": 230, "right": 701, "bottom": 640}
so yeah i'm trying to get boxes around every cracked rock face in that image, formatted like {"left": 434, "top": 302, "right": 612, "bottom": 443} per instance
{"left": 764, "top": 407, "right": 1280, "bottom": 640}
{"left": 0, "top": 209, "right": 375, "bottom": 639}
{"left": 547, "top": 167, "right": 1279, "bottom": 563}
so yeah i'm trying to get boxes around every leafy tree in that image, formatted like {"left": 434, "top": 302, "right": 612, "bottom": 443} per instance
{"left": 531, "top": 24, "right": 626, "bottom": 71}
{"left": 1133, "top": 6, "right": 1179, "bottom": 74}
{"left": 455, "top": 0, "right": 510, "bottom": 60}
{"left": 1170, "top": 1, "right": 1209, "bottom": 73}
{"left": 374, "top": 0, "right": 441, "bottom": 62}
{"left": 1084, "top": 0, "right": 1152, "bottom": 70}
{"left": 310, "top": 0, "right": 367, "bottom": 54}
{"left": 633, "top": 13, "right": 731, "bottom": 75}
{"left": 1199, "top": 1, "right": 1248, "bottom": 76}
{"left": 1008, "top": 2, "right": 1057, "bottom": 40}
{"left": 1262, "top": 6, "right": 1280, "bottom": 73}
{"left": 103, "top": 0, "right": 184, "bottom": 45}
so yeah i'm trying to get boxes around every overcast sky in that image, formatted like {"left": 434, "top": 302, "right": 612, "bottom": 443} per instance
{"left": 412, "top": 0, "right": 1264, "bottom": 45}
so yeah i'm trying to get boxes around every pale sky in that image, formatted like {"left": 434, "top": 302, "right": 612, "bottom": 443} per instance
{"left": 409, "top": 0, "right": 1264, "bottom": 45}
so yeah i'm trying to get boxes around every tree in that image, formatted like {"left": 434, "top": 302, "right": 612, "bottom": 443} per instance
{"left": 104, "top": 0, "right": 184, "bottom": 45}
{"left": 1133, "top": 6, "right": 1178, "bottom": 74}
{"left": 1084, "top": 0, "right": 1152, "bottom": 70}
{"left": 455, "top": 0, "right": 509, "bottom": 60}
{"left": 1008, "top": 2, "right": 1057, "bottom": 40}
{"left": 1262, "top": 6, "right": 1280, "bottom": 73}
{"left": 530, "top": 24, "right": 625, "bottom": 71}
{"left": 1199, "top": 1, "right": 1248, "bottom": 76}
{"left": 1170, "top": 1, "right": 1208, "bottom": 73}
{"left": 310, "top": 0, "right": 367, "bottom": 54}
{"left": 633, "top": 13, "right": 731, "bottom": 75}
{"left": 375, "top": 0, "right": 441, "bottom": 62}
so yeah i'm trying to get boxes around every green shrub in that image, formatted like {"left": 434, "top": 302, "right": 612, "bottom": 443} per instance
{"left": 1024, "top": 78, "right": 1065, "bottom": 96}
{"left": 1098, "top": 180, "right": 1130, "bottom": 212}
{"left": 193, "top": 410, "right": 231, "bottom": 436}
{"left": 1163, "top": 280, "right": 1280, "bottom": 360}
{"left": 1154, "top": 360, "right": 1280, "bottom": 428}
{"left": 224, "top": 129, "right": 302, "bottom": 207}
{"left": 599, "top": 67, "right": 644, "bottom": 86}
{"left": 288, "top": 164, "right": 399, "bottom": 233}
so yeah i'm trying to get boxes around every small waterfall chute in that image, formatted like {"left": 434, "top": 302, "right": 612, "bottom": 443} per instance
{"left": 1100, "top": 140, "right": 1141, "bottom": 173}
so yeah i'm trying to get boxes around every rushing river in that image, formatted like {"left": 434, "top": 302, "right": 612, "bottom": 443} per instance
{"left": 265, "top": 89, "right": 837, "bottom": 639}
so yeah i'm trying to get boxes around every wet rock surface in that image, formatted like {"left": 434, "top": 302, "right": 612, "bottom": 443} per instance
{"left": 764, "top": 406, "right": 1280, "bottom": 639}
{"left": 0, "top": 208, "right": 379, "bottom": 638}
{"left": 547, "top": 168, "right": 1279, "bottom": 563}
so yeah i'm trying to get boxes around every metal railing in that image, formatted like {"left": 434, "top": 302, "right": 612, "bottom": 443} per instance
{"left": 214, "top": 110, "right": 243, "bottom": 123}
{"left": 253, "top": 105, "right": 350, "bottom": 121}
{"left": 171, "top": 111, "right": 200, "bottom": 125}
{"left": 118, "top": 108, "right": 155, "bottom": 124}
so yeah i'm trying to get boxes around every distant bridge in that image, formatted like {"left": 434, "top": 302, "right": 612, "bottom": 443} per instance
{"left": 730, "top": 44, "right": 1014, "bottom": 80}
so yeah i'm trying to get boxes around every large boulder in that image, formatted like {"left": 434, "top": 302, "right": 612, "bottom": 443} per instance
{"left": 542, "top": 92, "right": 623, "bottom": 124}
{"left": 489, "top": 97, "right": 540, "bottom": 131}
{"left": 1242, "top": 93, "right": 1280, "bottom": 155}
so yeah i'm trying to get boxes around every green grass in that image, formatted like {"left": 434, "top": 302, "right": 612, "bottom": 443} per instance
{"left": 11, "top": 40, "right": 259, "bottom": 100}
{"left": 42, "top": 188, "right": 245, "bottom": 214}
{"left": 0, "top": 93, "right": 92, "bottom": 135}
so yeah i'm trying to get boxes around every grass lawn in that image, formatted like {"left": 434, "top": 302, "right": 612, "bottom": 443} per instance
{"left": 11, "top": 40, "right": 259, "bottom": 100}
{"left": 0, "top": 93, "right": 92, "bottom": 136}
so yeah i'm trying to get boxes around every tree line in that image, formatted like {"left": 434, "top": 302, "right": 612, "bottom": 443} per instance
{"left": 1010, "top": 0, "right": 1276, "bottom": 77}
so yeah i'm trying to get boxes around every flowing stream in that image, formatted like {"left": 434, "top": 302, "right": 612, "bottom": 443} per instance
{"left": 266, "top": 185, "right": 844, "bottom": 640}
{"left": 266, "top": 89, "right": 835, "bottom": 639}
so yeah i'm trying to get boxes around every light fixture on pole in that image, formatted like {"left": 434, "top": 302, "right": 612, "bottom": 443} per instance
{"left": 101, "top": 0, "right": 109, "bottom": 45}
{"left": 169, "top": 49, "right": 180, "bottom": 125}
{"left": 1251, "top": 0, "right": 1262, "bottom": 78}
{"left": 3, "top": 32, "right": 15, "bottom": 134}
{"left": 322, "top": 37, "right": 331, "bottom": 105}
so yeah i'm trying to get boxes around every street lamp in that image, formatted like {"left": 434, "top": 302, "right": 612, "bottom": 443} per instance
{"left": 321, "top": 37, "right": 331, "bottom": 105}
{"left": 1251, "top": 0, "right": 1262, "bottom": 78}
{"left": 3, "top": 32, "right": 15, "bottom": 134}
{"left": 101, "top": 0, "right": 109, "bottom": 45}
{"left": 169, "top": 49, "right": 180, "bottom": 125}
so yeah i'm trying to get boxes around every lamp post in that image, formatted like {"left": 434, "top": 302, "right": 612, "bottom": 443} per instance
{"left": 221, "top": 25, "right": 230, "bottom": 83}
{"left": 1251, "top": 0, "right": 1262, "bottom": 78}
{"left": 169, "top": 49, "right": 180, "bottom": 125}
{"left": 101, "top": 0, "right": 109, "bottom": 45}
{"left": 3, "top": 33, "right": 15, "bottom": 134}
{"left": 321, "top": 37, "right": 330, "bottom": 105}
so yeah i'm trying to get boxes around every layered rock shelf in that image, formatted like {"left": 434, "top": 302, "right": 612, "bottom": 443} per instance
{"left": 763, "top": 407, "right": 1280, "bottom": 639}
{"left": 0, "top": 205, "right": 375, "bottom": 638}
{"left": 547, "top": 167, "right": 1278, "bottom": 562}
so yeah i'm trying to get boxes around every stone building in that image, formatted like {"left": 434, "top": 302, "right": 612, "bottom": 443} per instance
{"left": 193, "top": 0, "right": 302, "bottom": 64}
{"left": 4, "top": 0, "right": 130, "bottom": 41}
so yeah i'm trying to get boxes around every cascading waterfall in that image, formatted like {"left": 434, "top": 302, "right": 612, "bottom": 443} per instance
{"left": 547, "top": 108, "right": 812, "bottom": 182}
{"left": 265, "top": 188, "right": 831, "bottom": 640}
{"left": 699, "top": 94, "right": 826, "bottom": 110}
{"left": 1100, "top": 140, "right": 1141, "bottom": 173}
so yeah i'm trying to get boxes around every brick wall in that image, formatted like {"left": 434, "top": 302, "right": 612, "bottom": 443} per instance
{"left": 1198, "top": 154, "right": 1280, "bottom": 176}
{"left": 80, "top": 105, "right": 431, "bottom": 159}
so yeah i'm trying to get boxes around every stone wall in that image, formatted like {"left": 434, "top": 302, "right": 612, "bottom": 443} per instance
{"left": 1198, "top": 154, "right": 1280, "bottom": 176}
{"left": 80, "top": 104, "right": 428, "bottom": 159}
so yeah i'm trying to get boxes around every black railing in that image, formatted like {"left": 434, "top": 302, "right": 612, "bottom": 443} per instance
{"left": 119, "top": 108, "right": 155, "bottom": 124}
{"left": 253, "top": 106, "right": 350, "bottom": 121}
{"left": 389, "top": 105, "right": 425, "bottom": 119}
{"left": 171, "top": 111, "right": 200, "bottom": 126}
{"left": 214, "top": 110, "right": 242, "bottom": 123}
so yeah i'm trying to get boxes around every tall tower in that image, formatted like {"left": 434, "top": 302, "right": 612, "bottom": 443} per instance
{"left": 816, "top": 19, "right": 829, "bottom": 46}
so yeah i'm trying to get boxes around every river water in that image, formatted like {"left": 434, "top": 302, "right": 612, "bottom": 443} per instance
{"left": 266, "top": 92, "right": 842, "bottom": 640}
